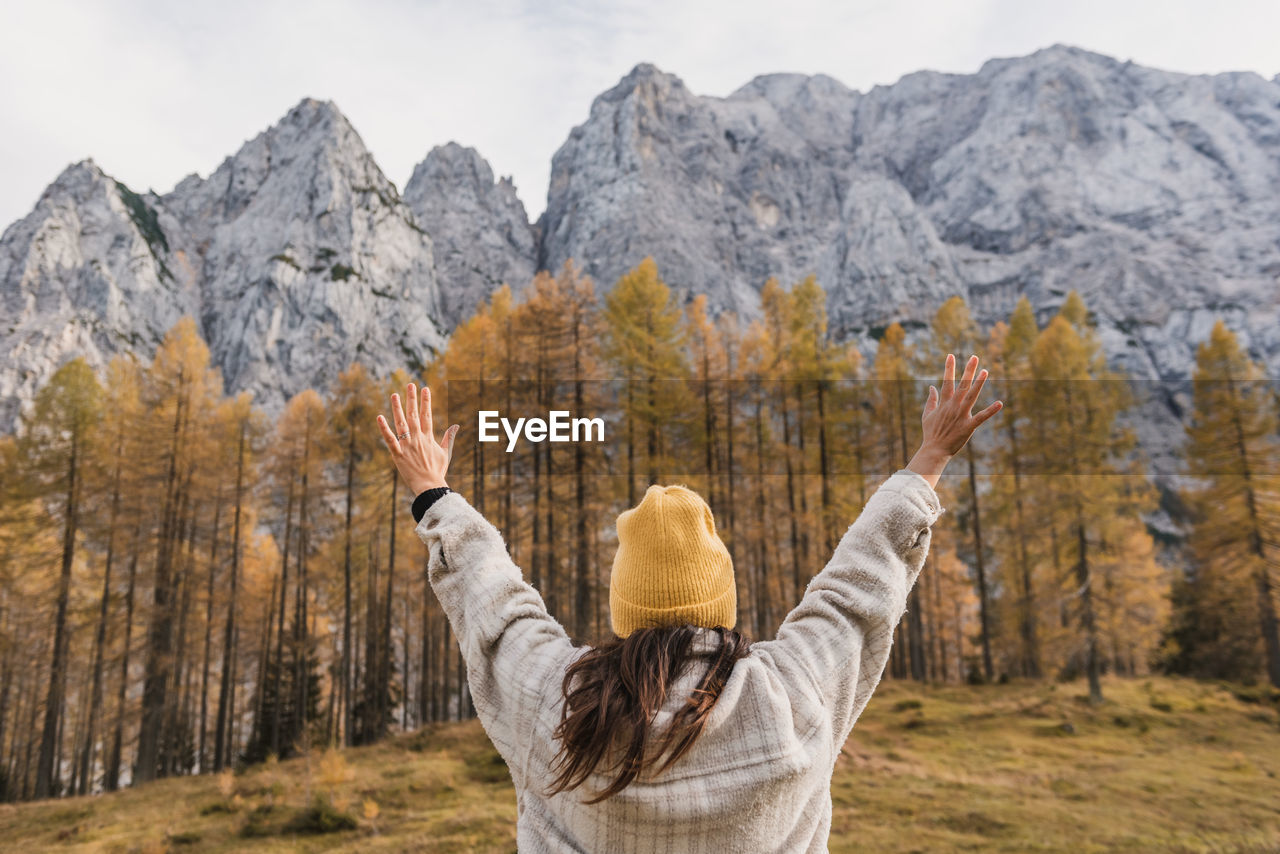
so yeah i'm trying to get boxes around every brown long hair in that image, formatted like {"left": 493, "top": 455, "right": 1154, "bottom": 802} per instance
{"left": 545, "top": 624, "right": 751, "bottom": 804}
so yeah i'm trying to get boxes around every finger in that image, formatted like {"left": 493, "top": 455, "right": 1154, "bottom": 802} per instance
{"left": 942, "top": 354, "right": 956, "bottom": 398}
{"left": 924, "top": 385, "right": 938, "bottom": 414}
{"left": 965, "top": 369, "right": 989, "bottom": 409}
{"left": 406, "top": 382, "right": 420, "bottom": 435}
{"left": 958, "top": 355, "right": 978, "bottom": 392}
{"left": 391, "top": 393, "right": 409, "bottom": 438}
{"left": 971, "top": 399, "right": 1004, "bottom": 426}
{"left": 421, "top": 385, "right": 435, "bottom": 440}
{"left": 443, "top": 424, "right": 459, "bottom": 462}
{"left": 420, "top": 384, "right": 431, "bottom": 438}
{"left": 376, "top": 414, "right": 401, "bottom": 455}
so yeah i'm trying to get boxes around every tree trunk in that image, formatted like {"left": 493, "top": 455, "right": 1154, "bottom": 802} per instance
{"left": 817, "top": 380, "right": 833, "bottom": 554}
{"left": 753, "top": 395, "right": 772, "bottom": 638}
{"left": 1228, "top": 378, "right": 1280, "bottom": 688}
{"left": 544, "top": 434, "right": 556, "bottom": 617}
{"left": 271, "top": 478, "right": 295, "bottom": 757}
{"left": 725, "top": 372, "right": 737, "bottom": 572}
{"left": 1063, "top": 385, "right": 1102, "bottom": 703}
{"left": 782, "top": 393, "right": 803, "bottom": 603}
{"left": 1007, "top": 412, "right": 1041, "bottom": 678}
{"left": 382, "top": 470, "right": 399, "bottom": 737}
{"left": 702, "top": 349, "right": 718, "bottom": 510}
{"left": 164, "top": 497, "right": 196, "bottom": 775}
{"left": 36, "top": 430, "right": 80, "bottom": 799}
{"left": 79, "top": 445, "right": 124, "bottom": 793}
{"left": 293, "top": 416, "right": 313, "bottom": 748}
{"left": 252, "top": 579, "right": 277, "bottom": 753}
{"left": 361, "top": 536, "right": 380, "bottom": 742}
{"left": 626, "top": 383, "right": 636, "bottom": 507}
{"left": 402, "top": 597, "right": 411, "bottom": 729}
{"left": 427, "top": 555, "right": 437, "bottom": 722}
{"left": 214, "top": 419, "right": 247, "bottom": 770}
{"left": 106, "top": 523, "right": 141, "bottom": 791}
{"left": 198, "top": 483, "right": 224, "bottom": 772}
{"left": 647, "top": 371, "right": 659, "bottom": 486}
{"left": 135, "top": 383, "right": 189, "bottom": 784}
{"left": 895, "top": 375, "right": 926, "bottom": 682}
{"left": 967, "top": 447, "right": 994, "bottom": 681}
{"left": 342, "top": 430, "right": 356, "bottom": 747}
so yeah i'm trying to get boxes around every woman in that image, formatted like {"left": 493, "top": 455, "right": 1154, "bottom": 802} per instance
{"left": 376, "top": 354, "right": 1002, "bottom": 853}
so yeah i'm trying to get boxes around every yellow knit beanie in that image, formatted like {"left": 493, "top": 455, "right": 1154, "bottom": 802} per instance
{"left": 609, "top": 485, "right": 736, "bottom": 638}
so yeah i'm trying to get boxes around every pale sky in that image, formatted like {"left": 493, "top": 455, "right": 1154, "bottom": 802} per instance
{"left": 1, "top": 0, "right": 1277, "bottom": 230}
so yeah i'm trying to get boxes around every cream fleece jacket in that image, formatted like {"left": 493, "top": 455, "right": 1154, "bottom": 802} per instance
{"left": 415, "top": 469, "right": 944, "bottom": 853}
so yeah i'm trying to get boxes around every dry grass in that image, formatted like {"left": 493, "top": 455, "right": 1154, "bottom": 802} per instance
{"left": 1, "top": 676, "right": 1277, "bottom": 853}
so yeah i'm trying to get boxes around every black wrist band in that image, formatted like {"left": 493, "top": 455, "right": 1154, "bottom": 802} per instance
{"left": 411, "top": 487, "right": 452, "bottom": 523}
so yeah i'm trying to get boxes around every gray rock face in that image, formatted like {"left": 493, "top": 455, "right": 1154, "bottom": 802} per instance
{"left": 540, "top": 47, "right": 1280, "bottom": 388}
{"left": 540, "top": 64, "right": 947, "bottom": 323}
{"left": 404, "top": 142, "right": 535, "bottom": 326}
{"left": 3, "top": 45, "right": 1279, "bottom": 453}
{"left": 0, "top": 160, "right": 195, "bottom": 427}
{"left": 161, "top": 98, "right": 446, "bottom": 413}
{"left": 0, "top": 99, "right": 450, "bottom": 425}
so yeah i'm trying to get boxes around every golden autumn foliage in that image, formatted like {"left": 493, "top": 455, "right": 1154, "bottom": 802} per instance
{"left": 0, "top": 260, "right": 1268, "bottom": 807}
{"left": 1168, "top": 321, "right": 1280, "bottom": 686}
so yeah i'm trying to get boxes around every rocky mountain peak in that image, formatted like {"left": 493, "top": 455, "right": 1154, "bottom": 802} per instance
{"left": 540, "top": 50, "right": 1280, "bottom": 392}
{"left": 0, "top": 158, "right": 191, "bottom": 428}
{"left": 603, "top": 63, "right": 688, "bottom": 102}
{"left": 155, "top": 98, "right": 443, "bottom": 411}
{"left": 404, "top": 142, "right": 535, "bottom": 326}
{"left": 732, "top": 72, "right": 851, "bottom": 102}
{"left": 1013, "top": 42, "right": 1119, "bottom": 67}
{"left": 0, "top": 98, "right": 447, "bottom": 426}
{"left": 44, "top": 158, "right": 106, "bottom": 193}
{"left": 168, "top": 97, "right": 396, "bottom": 229}
{"left": 3, "top": 46, "right": 1280, "bottom": 466}
{"left": 408, "top": 142, "right": 499, "bottom": 190}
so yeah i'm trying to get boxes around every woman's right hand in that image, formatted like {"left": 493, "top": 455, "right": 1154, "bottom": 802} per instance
{"left": 376, "top": 382, "right": 459, "bottom": 496}
{"left": 907, "top": 354, "right": 1003, "bottom": 487}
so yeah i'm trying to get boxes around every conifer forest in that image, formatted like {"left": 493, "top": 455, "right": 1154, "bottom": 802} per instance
{"left": 1, "top": 257, "right": 1277, "bottom": 802}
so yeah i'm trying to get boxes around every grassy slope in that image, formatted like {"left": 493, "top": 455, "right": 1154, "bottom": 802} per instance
{"left": 1, "top": 676, "right": 1278, "bottom": 853}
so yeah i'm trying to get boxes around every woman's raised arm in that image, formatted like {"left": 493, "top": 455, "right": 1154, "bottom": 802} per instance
{"left": 751, "top": 354, "right": 1002, "bottom": 753}
{"left": 377, "top": 383, "right": 573, "bottom": 786}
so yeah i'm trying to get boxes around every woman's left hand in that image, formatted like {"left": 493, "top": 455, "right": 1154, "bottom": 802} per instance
{"left": 376, "top": 382, "right": 459, "bottom": 495}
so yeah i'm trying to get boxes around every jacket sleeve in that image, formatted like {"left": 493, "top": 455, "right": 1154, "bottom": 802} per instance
{"left": 415, "top": 491, "right": 575, "bottom": 785}
{"left": 750, "top": 469, "right": 944, "bottom": 754}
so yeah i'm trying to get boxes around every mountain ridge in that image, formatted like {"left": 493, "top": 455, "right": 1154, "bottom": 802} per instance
{"left": 2, "top": 46, "right": 1278, "bottom": 439}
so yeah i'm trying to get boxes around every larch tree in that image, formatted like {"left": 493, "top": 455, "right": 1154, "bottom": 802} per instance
{"left": 1028, "top": 292, "right": 1156, "bottom": 702}
{"left": 325, "top": 363, "right": 383, "bottom": 745}
{"left": 985, "top": 298, "right": 1045, "bottom": 677}
{"left": 1174, "top": 320, "right": 1280, "bottom": 686}
{"left": 99, "top": 356, "right": 149, "bottom": 790}
{"left": 20, "top": 358, "right": 102, "bottom": 798}
{"left": 516, "top": 271, "right": 566, "bottom": 618}
{"left": 249, "top": 389, "right": 327, "bottom": 761}
{"left": 740, "top": 317, "right": 786, "bottom": 639}
{"left": 788, "top": 276, "right": 846, "bottom": 559}
{"left": 716, "top": 309, "right": 748, "bottom": 597}
{"left": 550, "top": 261, "right": 605, "bottom": 642}
{"left": 925, "top": 295, "right": 995, "bottom": 681}
{"left": 77, "top": 355, "right": 146, "bottom": 792}
{"left": 760, "top": 278, "right": 809, "bottom": 604}
{"left": 134, "top": 317, "right": 224, "bottom": 783}
{"left": 214, "top": 392, "right": 263, "bottom": 770}
{"left": 602, "top": 257, "right": 688, "bottom": 504}
{"left": 686, "top": 294, "right": 729, "bottom": 515}
{"left": 872, "top": 322, "right": 926, "bottom": 680}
